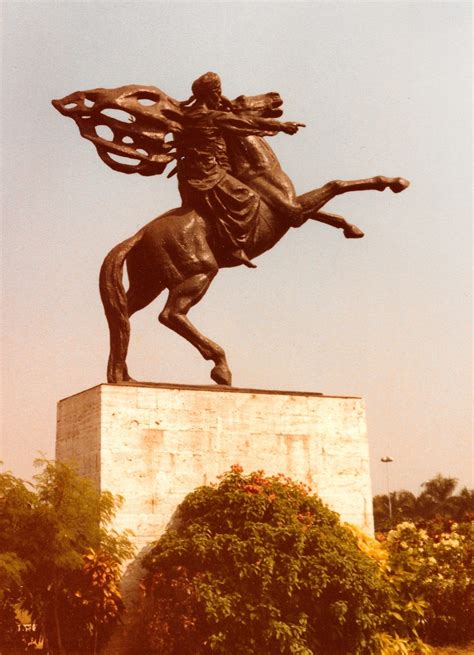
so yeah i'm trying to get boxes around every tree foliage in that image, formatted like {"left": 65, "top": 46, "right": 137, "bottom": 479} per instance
{"left": 138, "top": 466, "right": 394, "bottom": 655}
{"left": 373, "top": 474, "right": 474, "bottom": 532}
{"left": 0, "top": 460, "right": 134, "bottom": 654}
{"left": 0, "top": 471, "right": 35, "bottom": 652}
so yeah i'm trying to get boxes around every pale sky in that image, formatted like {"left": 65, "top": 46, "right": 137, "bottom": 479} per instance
{"left": 1, "top": 1, "right": 472, "bottom": 496}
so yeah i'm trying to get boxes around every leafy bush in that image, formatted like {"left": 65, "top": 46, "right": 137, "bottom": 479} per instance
{"left": 345, "top": 525, "right": 429, "bottom": 655}
{"left": 0, "top": 460, "right": 134, "bottom": 654}
{"left": 382, "top": 520, "right": 474, "bottom": 645}
{"left": 139, "top": 466, "right": 394, "bottom": 655}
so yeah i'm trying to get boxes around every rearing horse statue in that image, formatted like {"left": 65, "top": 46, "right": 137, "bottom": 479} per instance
{"left": 52, "top": 78, "right": 409, "bottom": 386}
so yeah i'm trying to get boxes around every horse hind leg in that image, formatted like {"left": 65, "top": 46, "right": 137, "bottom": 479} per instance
{"left": 111, "top": 280, "right": 164, "bottom": 382}
{"left": 159, "top": 272, "right": 232, "bottom": 386}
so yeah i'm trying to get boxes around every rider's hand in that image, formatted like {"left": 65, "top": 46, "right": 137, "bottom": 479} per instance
{"left": 282, "top": 122, "right": 305, "bottom": 134}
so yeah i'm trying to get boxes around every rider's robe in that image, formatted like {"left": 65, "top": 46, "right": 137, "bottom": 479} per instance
{"left": 175, "top": 106, "right": 279, "bottom": 252}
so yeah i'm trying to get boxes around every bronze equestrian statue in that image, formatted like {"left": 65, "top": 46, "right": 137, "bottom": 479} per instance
{"left": 52, "top": 72, "right": 409, "bottom": 386}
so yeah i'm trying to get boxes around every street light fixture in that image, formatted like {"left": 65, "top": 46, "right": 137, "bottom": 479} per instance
{"left": 381, "top": 456, "right": 394, "bottom": 521}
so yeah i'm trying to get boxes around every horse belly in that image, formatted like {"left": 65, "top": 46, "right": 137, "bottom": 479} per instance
{"left": 139, "top": 210, "right": 217, "bottom": 287}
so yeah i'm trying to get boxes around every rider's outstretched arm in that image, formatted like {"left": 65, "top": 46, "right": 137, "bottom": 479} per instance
{"left": 248, "top": 116, "right": 305, "bottom": 135}
{"left": 211, "top": 110, "right": 304, "bottom": 137}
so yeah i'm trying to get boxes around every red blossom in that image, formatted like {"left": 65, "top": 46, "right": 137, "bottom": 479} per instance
{"left": 243, "top": 484, "right": 262, "bottom": 494}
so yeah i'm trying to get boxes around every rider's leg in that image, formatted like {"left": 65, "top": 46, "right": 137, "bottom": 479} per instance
{"left": 199, "top": 176, "right": 259, "bottom": 268}
{"left": 217, "top": 228, "right": 257, "bottom": 268}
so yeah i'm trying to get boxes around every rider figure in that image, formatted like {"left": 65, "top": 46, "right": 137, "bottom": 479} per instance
{"left": 172, "top": 72, "right": 304, "bottom": 268}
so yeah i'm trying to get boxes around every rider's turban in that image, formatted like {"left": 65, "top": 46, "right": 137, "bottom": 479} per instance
{"left": 191, "top": 72, "right": 222, "bottom": 99}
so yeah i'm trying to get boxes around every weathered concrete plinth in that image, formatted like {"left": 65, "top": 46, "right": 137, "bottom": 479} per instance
{"left": 56, "top": 382, "right": 374, "bottom": 549}
{"left": 56, "top": 383, "right": 374, "bottom": 653}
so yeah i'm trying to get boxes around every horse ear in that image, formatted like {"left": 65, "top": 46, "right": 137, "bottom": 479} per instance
{"left": 220, "top": 96, "right": 233, "bottom": 111}
{"left": 180, "top": 94, "right": 195, "bottom": 108}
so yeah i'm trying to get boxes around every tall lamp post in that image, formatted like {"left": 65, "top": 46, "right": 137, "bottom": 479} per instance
{"left": 381, "top": 456, "right": 394, "bottom": 521}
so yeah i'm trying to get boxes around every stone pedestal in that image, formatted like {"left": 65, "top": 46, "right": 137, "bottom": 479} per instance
{"left": 56, "top": 382, "right": 374, "bottom": 550}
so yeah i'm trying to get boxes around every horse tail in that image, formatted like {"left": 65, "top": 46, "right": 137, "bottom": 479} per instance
{"left": 99, "top": 228, "right": 145, "bottom": 383}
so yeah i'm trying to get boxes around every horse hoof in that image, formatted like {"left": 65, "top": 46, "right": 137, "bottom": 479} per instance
{"left": 114, "top": 377, "right": 138, "bottom": 385}
{"left": 390, "top": 177, "right": 410, "bottom": 193}
{"left": 211, "top": 364, "right": 232, "bottom": 386}
{"left": 344, "top": 225, "right": 365, "bottom": 239}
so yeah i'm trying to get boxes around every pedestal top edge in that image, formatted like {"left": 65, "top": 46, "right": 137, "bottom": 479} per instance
{"left": 58, "top": 381, "right": 362, "bottom": 403}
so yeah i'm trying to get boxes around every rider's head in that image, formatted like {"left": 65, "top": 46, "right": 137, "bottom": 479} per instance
{"left": 192, "top": 72, "right": 222, "bottom": 108}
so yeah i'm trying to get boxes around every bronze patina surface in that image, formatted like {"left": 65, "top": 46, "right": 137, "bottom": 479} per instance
{"left": 53, "top": 72, "right": 409, "bottom": 386}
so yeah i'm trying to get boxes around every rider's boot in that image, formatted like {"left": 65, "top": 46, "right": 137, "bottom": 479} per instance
{"left": 231, "top": 249, "right": 257, "bottom": 268}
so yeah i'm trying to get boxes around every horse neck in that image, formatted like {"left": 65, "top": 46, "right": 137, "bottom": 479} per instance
{"left": 228, "top": 135, "right": 280, "bottom": 180}
{"left": 227, "top": 135, "right": 293, "bottom": 255}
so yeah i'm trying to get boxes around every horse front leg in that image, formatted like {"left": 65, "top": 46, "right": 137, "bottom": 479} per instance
{"left": 159, "top": 272, "right": 232, "bottom": 386}
{"left": 296, "top": 209, "right": 364, "bottom": 238}
{"left": 297, "top": 175, "right": 410, "bottom": 214}
{"left": 331, "top": 175, "right": 410, "bottom": 195}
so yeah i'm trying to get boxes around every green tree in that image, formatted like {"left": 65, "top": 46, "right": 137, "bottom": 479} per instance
{"left": 451, "top": 487, "right": 474, "bottom": 520}
{"left": 138, "top": 466, "right": 393, "bottom": 655}
{"left": 0, "top": 471, "right": 36, "bottom": 652}
{"left": 373, "top": 474, "right": 473, "bottom": 531}
{"left": 417, "top": 474, "right": 459, "bottom": 520}
{"left": 0, "top": 460, "right": 134, "bottom": 654}
{"left": 373, "top": 490, "right": 418, "bottom": 530}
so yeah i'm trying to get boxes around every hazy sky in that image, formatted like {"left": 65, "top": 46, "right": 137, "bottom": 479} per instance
{"left": 1, "top": 1, "right": 472, "bottom": 497}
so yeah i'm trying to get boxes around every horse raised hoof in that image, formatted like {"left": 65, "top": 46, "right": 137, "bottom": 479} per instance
{"left": 211, "top": 363, "right": 232, "bottom": 386}
{"left": 344, "top": 225, "right": 365, "bottom": 239}
{"left": 389, "top": 177, "right": 410, "bottom": 193}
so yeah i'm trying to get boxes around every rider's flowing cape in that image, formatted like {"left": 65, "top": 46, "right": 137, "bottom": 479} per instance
{"left": 52, "top": 85, "right": 182, "bottom": 176}
{"left": 52, "top": 85, "right": 284, "bottom": 180}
